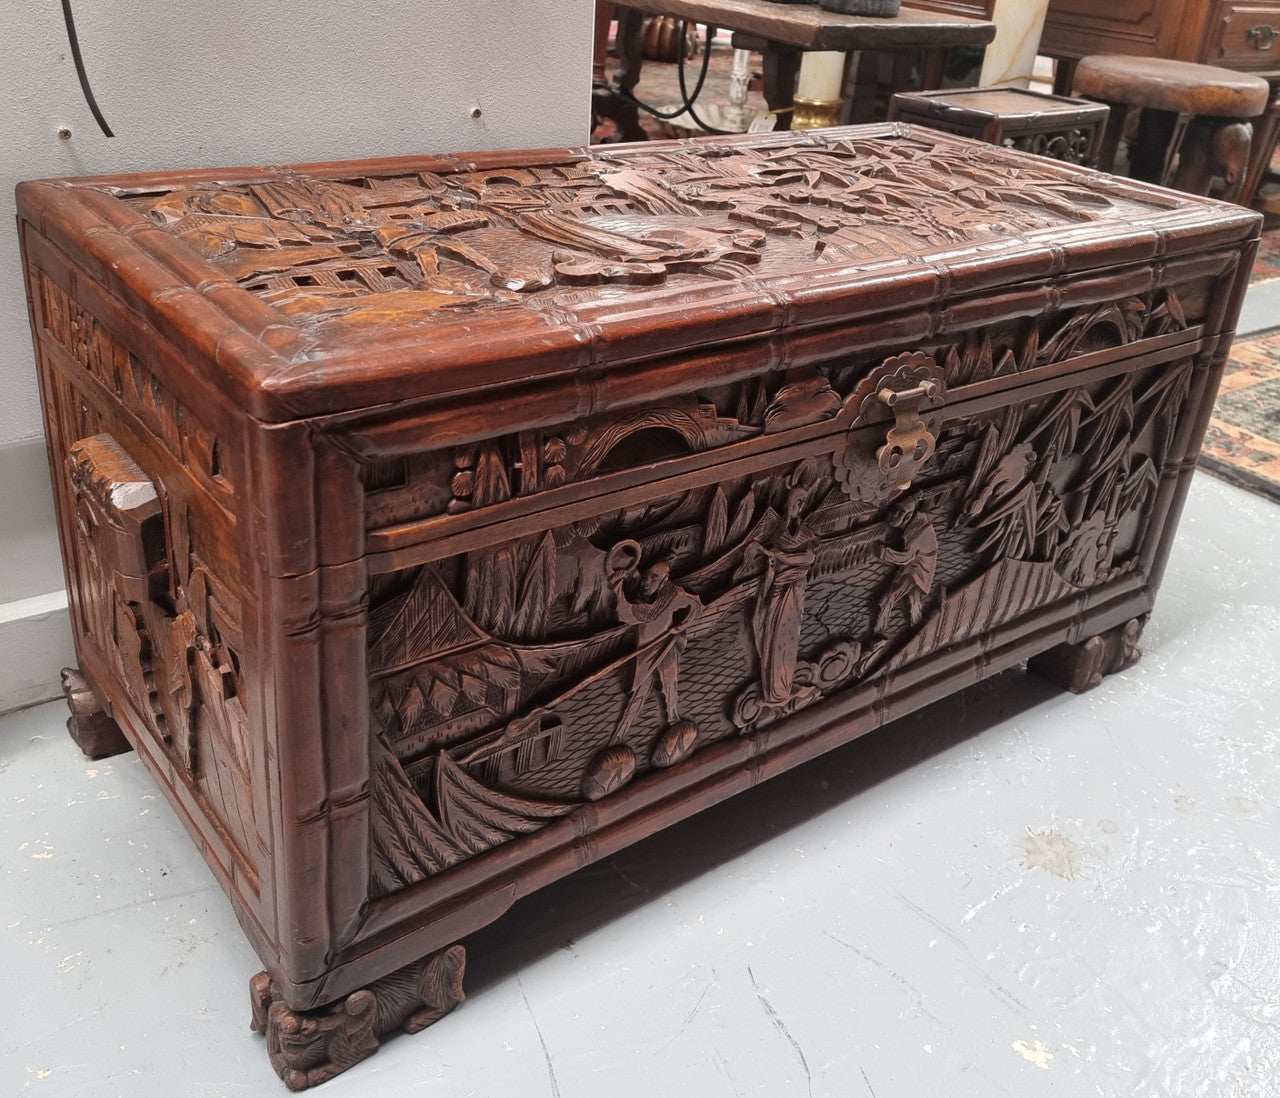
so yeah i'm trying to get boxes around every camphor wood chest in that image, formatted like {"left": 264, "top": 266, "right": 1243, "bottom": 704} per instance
{"left": 18, "top": 124, "right": 1259, "bottom": 1088}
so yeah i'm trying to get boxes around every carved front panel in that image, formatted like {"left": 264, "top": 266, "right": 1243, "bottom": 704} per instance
{"left": 362, "top": 291, "right": 1190, "bottom": 533}
{"left": 363, "top": 295, "right": 1198, "bottom": 899}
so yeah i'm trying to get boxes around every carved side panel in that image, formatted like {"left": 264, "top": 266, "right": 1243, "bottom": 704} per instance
{"left": 39, "top": 289, "right": 260, "bottom": 874}
{"left": 39, "top": 276, "right": 240, "bottom": 518}
{"left": 364, "top": 295, "right": 1198, "bottom": 898}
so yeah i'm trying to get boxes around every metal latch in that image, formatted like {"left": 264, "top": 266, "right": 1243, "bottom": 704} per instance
{"left": 876, "top": 379, "right": 942, "bottom": 492}
{"left": 835, "top": 352, "right": 947, "bottom": 503}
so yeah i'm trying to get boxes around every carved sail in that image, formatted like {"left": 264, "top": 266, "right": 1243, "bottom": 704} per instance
{"left": 370, "top": 735, "right": 573, "bottom": 897}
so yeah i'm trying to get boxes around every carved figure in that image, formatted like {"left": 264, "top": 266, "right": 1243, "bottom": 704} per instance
{"left": 609, "top": 547, "right": 702, "bottom": 744}
{"left": 159, "top": 590, "right": 201, "bottom": 771}
{"left": 745, "top": 479, "right": 818, "bottom": 710}
{"left": 875, "top": 498, "right": 939, "bottom": 634}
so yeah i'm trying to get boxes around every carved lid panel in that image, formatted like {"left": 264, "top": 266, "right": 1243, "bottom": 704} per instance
{"left": 20, "top": 125, "right": 1259, "bottom": 421}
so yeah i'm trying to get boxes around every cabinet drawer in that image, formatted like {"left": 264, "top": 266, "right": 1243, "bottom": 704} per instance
{"left": 1209, "top": 2, "right": 1280, "bottom": 69}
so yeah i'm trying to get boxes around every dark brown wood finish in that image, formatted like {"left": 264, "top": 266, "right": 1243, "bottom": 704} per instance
{"left": 1071, "top": 55, "right": 1270, "bottom": 202}
{"left": 1042, "top": 0, "right": 1280, "bottom": 205}
{"left": 612, "top": 0, "right": 997, "bottom": 50}
{"left": 19, "top": 125, "right": 1259, "bottom": 1088}
{"left": 887, "top": 86, "right": 1111, "bottom": 165}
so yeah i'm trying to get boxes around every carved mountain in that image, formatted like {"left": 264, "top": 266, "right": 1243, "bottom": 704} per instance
{"left": 369, "top": 570, "right": 488, "bottom": 676}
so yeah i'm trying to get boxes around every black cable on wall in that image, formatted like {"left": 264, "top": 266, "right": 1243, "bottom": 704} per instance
{"left": 61, "top": 0, "right": 114, "bottom": 137}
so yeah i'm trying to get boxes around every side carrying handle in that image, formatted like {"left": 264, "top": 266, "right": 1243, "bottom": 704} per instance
{"left": 67, "top": 434, "right": 166, "bottom": 602}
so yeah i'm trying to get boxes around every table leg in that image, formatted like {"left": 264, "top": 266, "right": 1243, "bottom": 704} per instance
{"left": 1130, "top": 107, "right": 1178, "bottom": 184}
{"left": 592, "top": 2, "right": 613, "bottom": 84}
{"left": 1238, "top": 81, "right": 1280, "bottom": 208}
{"left": 762, "top": 44, "right": 800, "bottom": 130}
{"left": 724, "top": 47, "right": 754, "bottom": 131}
{"left": 919, "top": 48, "right": 947, "bottom": 91}
{"left": 1091, "top": 98, "right": 1128, "bottom": 173}
{"left": 1053, "top": 58, "right": 1078, "bottom": 98}
{"left": 1173, "top": 117, "right": 1253, "bottom": 201}
{"left": 592, "top": 5, "right": 649, "bottom": 143}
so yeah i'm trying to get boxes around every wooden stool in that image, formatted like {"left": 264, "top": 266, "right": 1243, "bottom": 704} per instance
{"left": 887, "top": 86, "right": 1110, "bottom": 166}
{"left": 1072, "top": 55, "right": 1270, "bottom": 202}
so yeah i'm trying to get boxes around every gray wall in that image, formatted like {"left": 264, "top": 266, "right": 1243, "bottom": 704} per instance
{"left": 0, "top": 1, "right": 591, "bottom": 710}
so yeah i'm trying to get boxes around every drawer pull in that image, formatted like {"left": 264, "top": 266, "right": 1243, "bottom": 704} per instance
{"left": 1247, "top": 24, "right": 1279, "bottom": 50}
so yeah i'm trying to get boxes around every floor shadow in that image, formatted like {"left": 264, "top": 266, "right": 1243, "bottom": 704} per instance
{"left": 462, "top": 663, "right": 1063, "bottom": 996}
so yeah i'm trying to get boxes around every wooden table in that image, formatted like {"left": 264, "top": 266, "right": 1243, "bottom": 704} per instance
{"left": 595, "top": 1, "right": 996, "bottom": 139}
{"left": 1039, "top": 0, "right": 1280, "bottom": 206}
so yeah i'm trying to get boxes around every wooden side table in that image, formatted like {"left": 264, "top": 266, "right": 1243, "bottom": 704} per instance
{"left": 888, "top": 85, "right": 1109, "bottom": 165}
{"left": 1072, "top": 54, "right": 1270, "bottom": 202}
{"left": 595, "top": 0, "right": 995, "bottom": 135}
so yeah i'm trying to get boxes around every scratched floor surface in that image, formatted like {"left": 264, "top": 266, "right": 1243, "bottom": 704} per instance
{"left": 4, "top": 347, "right": 1280, "bottom": 1094}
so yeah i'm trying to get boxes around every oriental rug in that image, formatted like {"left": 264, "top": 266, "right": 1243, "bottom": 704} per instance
{"left": 1199, "top": 327, "right": 1280, "bottom": 502}
{"left": 1251, "top": 216, "right": 1280, "bottom": 284}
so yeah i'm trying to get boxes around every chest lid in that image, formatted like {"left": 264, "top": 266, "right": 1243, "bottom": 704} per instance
{"left": 20, "top": 124, "right": 1259, "bottom": 422}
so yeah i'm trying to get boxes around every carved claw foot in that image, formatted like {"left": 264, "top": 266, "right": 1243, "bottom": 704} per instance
{"left": 250, "top": 944, "right": 466, "bottom": 1091}
{"left": 1028, "top": 617, "right": 1146, "bottom": 694}
{"left": 61, "top": 667, "right": 132, "bottom": 759}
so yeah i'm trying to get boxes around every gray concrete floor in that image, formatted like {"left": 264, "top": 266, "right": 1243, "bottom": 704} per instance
{"left": 4, "top": 289, "right": 1280, "bottom": 1096}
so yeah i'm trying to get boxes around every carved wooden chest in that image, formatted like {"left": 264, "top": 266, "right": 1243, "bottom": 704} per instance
{"left": 18, "top": 125, "right": 1258, "bottom": 1088}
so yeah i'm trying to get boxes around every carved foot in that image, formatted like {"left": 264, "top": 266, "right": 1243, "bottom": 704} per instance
{"left": 61, "top": 667, "right": 132, "bottom": 759}
{"left": 1028, "top": 617, "right": 1146, "bottom": 694}
{"left": 250, "top": 944, "right": 466, "bottom": 1091}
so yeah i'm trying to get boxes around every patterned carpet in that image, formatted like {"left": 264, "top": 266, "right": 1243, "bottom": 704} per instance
{"left": 1201, "top": 328, "right": 1280, "bottom": 502}
{"left": 1252, "top": 219, "right": 1280, "bottom": 284}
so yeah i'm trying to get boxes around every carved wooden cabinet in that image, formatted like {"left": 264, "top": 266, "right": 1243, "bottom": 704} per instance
{"left": 1041, "top": 0, "right": 1280, "bottom": 204}
{"left": 1043, "top": 0, "right": 1280, "bottom": 72}
{"left": 18, "top": 126, "right": 1258, "bottom": 1088}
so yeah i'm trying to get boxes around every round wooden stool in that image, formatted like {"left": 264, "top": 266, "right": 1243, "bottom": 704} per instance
{"left": 1072, "top": 55, "right": 1270, "bottom": 202}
